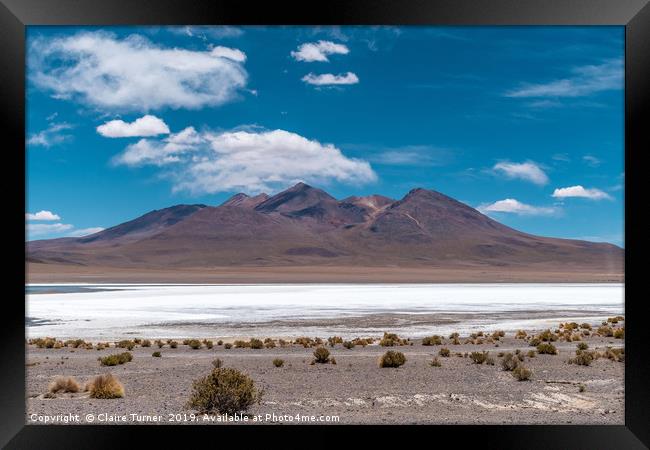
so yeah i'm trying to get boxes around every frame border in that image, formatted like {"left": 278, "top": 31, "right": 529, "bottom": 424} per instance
{"left": 2, "top": 0, "right": 649, "bottom": 447}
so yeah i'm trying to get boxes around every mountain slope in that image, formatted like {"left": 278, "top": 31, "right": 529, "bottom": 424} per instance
{"left": 26, "top": 183, "right": 623, "bottom": 273}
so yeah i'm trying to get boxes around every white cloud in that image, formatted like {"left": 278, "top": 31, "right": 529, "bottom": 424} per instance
{"left": 30, "top": 31, "right": 248, "bottom": 111}
{"left": 115, "top": 127, "right": 376, "bottom": 194}
{"left": 26, "top": 210, "right": 61, "bottom": 221}
{"left": 112, "top": 126, "right": 202, "bottom": 167}
{"left": 97, "top": 115, "right": 170, "bottom": 138}
{"left": 477, "top": 199, "right": 557, "bottom": 216}
{"left": 169, "top": 26, "right": 244, "bottom": 39}
{"left": 582, "top": 155, "right": 601, "bottom": 167}
{"left": 552, "top": 185, "right": 612, "bottom": 200}
{"left": 291, "top": 40, "right": 349, "bottom": 62}
{"left": 505, "top": 59, "right": 623, "bottom": 98}
{"left": 493, "top": 161, "right": 549, "bottom": 185}
{"left": 66, "top": 227, "right": 105, "bottom": 237}
{"left": 301, "top": 72, "right": 359, "bottom": 86}
{"left": 210, "top": 46, "right": 247, "bottom": 62}
{"left": 27, "top": 122, "right": 73, "bottom": 147}
{"left": 27, "top": 223, "right": 74, "bottom": 237}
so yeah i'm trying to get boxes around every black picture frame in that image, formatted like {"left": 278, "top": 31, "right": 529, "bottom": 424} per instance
{"left": 2, "top": 0, "right": 648, "bottom": 447}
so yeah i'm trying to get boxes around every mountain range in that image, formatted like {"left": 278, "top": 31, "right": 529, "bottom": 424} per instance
{"left": 26, "top": 183, "right": 623, "bottom": 274}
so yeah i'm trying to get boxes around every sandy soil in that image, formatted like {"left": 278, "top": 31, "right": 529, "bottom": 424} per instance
{"left": 26, "top": 330, "right": 624, "bottom": 425}
{"left": 27, "top": 262, "right": 624, "bottom": 284}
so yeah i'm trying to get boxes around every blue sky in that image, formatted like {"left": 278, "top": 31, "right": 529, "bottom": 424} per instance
{"left": 26, "top": 26, "right": 624, "bottom": 246}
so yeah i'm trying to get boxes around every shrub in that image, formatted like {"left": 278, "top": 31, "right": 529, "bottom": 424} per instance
{"left": 579, "top": 384, "right": 586, "bottom": 393}
{"left": 614, "top": 328, "right": 625, "bottom": 339}
{"left": 597, "top": 326, "right": 614, "bottom": 337}
{"left": 512, "top": 365, "right": 532, "bottom": 381}
{"left": 331, "top": 357, "right": 337, "bottom": 365}
{"left": 538, "top": 330, "right": 558, "bottom": 342}
{"left": 379, "top": 351, "right": 406, "bottom": 368}
{"left": 64, "top": 339, "right": 86, "bottom": 349}
{"left": 485, "top": 356, "right": 495, "bottom": 365}
{"left": 188, "top": 339, "right": 202, "bottom": 350}
{"left": 187, "top": 367, "right": 261, "bottom": 414}
{"left": 141, "top": 339, "right": 151, "bottom": 347}
{"left": 536, "top": 343, "right": 557, "bottom": 355}
{"left": 294, "top": 337, "right": 314, "bottom": 348}
{"left": 152, "top": 351, "right": 161, "bottom": 357}
{"left": 430, "top": 357, "right": 442, "bottom": 367}
{"left": 577, "top": 342, "right": 589, "bottom": 351}
{"left": 527, "top": 350, "right": 536, "bottom": 358}
{"left": 327, "top": 336, "right": 343, "bottom": 347}
{"left": 99, "top": 352, "right": 133, "bottom": 366}
{"left": 48, "top": 376, "right": 80, "bottom": 394}
{"left": 170, "top": 341, "right": 178, "bottom": 348}
{"left": 438, "top": 347, "right": 451, "bottom": 357}
{"left": 217, "top": 340, "right": 223, "bottom": 346}
{"left": 501, "top": 353, "right": 519, "bottom": 371}
{"left": 87, "top": 373, "right": 124, "bottom": 399}
{"left": 528, "top": 337, "right": 540, "bottom": 346}
{"left": 212, "top": 358, "right": 223, "bottom": 368}
{"left": 515, "top": 330, "right": 527, "bottom": 339}
{"left": 422, "top": 335, "right": 442, "bottom": 346}
{"left": 607, "top": 317, "right": 619, "bottom": 324}
{"left": 265, "top": 340, "right": 276, "bottom": 349}
{"left": 155, "top": 340, "right": 164, "bottom": 349}
{"left": 249, "top": 339, "right": 263, "bottom": 349}
{"left": 117, "top": 340, "right": 135, "bottom": 350}
{"left": 604, "top": 347, "right": 624, "bottom": 362}
{"left": 224, "top": 343, "right": 233, "bottom": 350}
{"left": 470, "top": 351, "right": 489, "bottom": 364}
{"left": 205, "top": 340, "right": 214, "bottom": 349}
{"left": 379, "top": 332, "right": 401, "bottom": 347}
{"left": 343, "top": 341, "right": 355, "bottom": 349}
{"left": 313, "top": 347, "right": 331, "bottom": 364}
{"left": 569, "top": 351, "right": 594, "bottom": 366}
{"left": 449, "top": 332, "right": 459, "bottom": 339}
{"left": 234, "top": 340, "right": 250, "bottom": 348}
{"left": 273, "top": 358, "right": 284, "bottom": 368}
{"left": 580, "top": 323, "right": 592, "bottom": 330}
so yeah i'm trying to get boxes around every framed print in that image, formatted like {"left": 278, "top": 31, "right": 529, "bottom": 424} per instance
{"left": 1, "top": 0, "right": 649, "bottom": 447}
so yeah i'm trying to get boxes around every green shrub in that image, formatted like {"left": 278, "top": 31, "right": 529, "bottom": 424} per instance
{"left": 155, "top": 340, "right": 164, "bottom": 349}
{"left": 422, "top": 335, "right": 442, "bottom": 346}
{"left": 438, "top": 347, "right": 451, "bottom": 357}
{"left": 430, "top": 357, "right": 442, "bottom": 367}
{"left": 577, "top": 342, "right": 589, "bottom": 351}
{"left": 187, "top": 368, "right": 262, "bottom": 414}
{"left": 579, "top": 384, "right": 586, "bottom": 392}
{"left": 234, "top": 340, "right": 250, "bottom": 348}
{"left": 99, "top": 352, "right": 133, "bottom": 366}
{"left": 569, "top": 351, "right": 594, "bottom": 366}
{"left": 580, "top": 323, "right": 592, "bottom": 330}
{"left": 249, "top": 339, "right": 263, "bottom": 349}
{"left": 217, "top": 340, "right": 223, "bottom": 346}
{"left": 528, "top": 337, "right": 540, "bottom": 346}
{"left": 512, "top": 365, "right": 532, "bottom": 381}
{"left": 470, "top": 351, "right": 489, "bottom": 364}
{"left": 449, "top": 332, "right": 459, "bottom": 339}
{"left": 170, "top": 341, "right": 178, "bottom": 348}
{"left": 527, "top": 350, "right": 536, "bottom": 358}
{"left": 379, "top": 332, "right": 401, "bottom": 347}
{"left": 205, "top": 340, "right": 214, "bottom": 349}
{"left": 613, "top": 328, "right": 624, "bottom": 339}
{"left": 597, "top": 326, "right": 614, "bottom": 337}
{"left": 152, "top": 351, "right": 161, "bottom": 357}
{"left": 327, "top": 336, "right": 343, "bottom": 347}
{"left": 536, "top": 343, "right": 557, "bottom": 355}
{"left": 212, "top": 358, "right": 223, "bottom": 368}
{"left": 313, "top": 347, "right": 330, "bottom": 364}
{"left": 343, "top": 341, "right": 355, "bottom": 349}
{"left": 224, "top": 343, "right": 233, "bottom": 349}
{"left": 265, "top": 340, "right": 276, "bottom": 348}
{"left": 379, "top": 351, "right": 406, "bottom": 368}
{"left": 538, "top": 330, "right": 558, "bottom": 342}
{"left": 141, "top": 339, "right": 151, "bottom": 347}
{"left": 273, "top": 358, "right": 284, "bottom": 368}
{"left": 188, "top": 339, "right": 202, "bottom": 350}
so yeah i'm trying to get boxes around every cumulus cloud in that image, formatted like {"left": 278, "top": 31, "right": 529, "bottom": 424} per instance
{"left": 114, "top": 127, "right": 376, "bottom": 194}
{"left": 27, "top": 122, "right": 73, "bottom": 147}
{"left": 26, "top": 210, "right": 61, "bottom": 221}
{"left": 291, "top": 40, "right": 349, "bottom": 62}
{"left": 210, "top": 46, "right": 247, "bottom": 62}
{"left": 477, "top": 199, "right": 557, "bottom": 216}
{"left": 27, "top": 223, "right": 74, "bottom": 237}
{"left": 29, "top": 31, "right": 248, "bottom": 111}
{"left": 66, "top": 227, "right": 105, "bottom": 237}
{"left": 505, "top": 59, "right": 623, "bottom": 98}
{"left": 112, "top": 126, "right": 202, "bottom": 167}
{"left": 301, "top": 72, "right": 359, "bottom": 86}
{"left": 97, "top": 115, "right": 170, "bottom": 138}
{"left": 493, "top": 161, "right": 549, "bottom": 186}
{"left": 552, "top": 185, "right": 612, "bottom": 200}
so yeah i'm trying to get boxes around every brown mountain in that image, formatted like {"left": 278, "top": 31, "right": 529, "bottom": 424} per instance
{"left": 26, "top": 183, "right": 623, "bottom": 274}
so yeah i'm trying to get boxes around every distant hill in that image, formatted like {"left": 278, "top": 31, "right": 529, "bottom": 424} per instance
{"left": 27, "top": 183, "right": 623, "bottom": 274}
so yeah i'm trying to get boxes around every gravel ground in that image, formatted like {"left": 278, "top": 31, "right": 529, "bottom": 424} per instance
{"left": 26, "top": 331, "right": 624, "bottom": 425}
